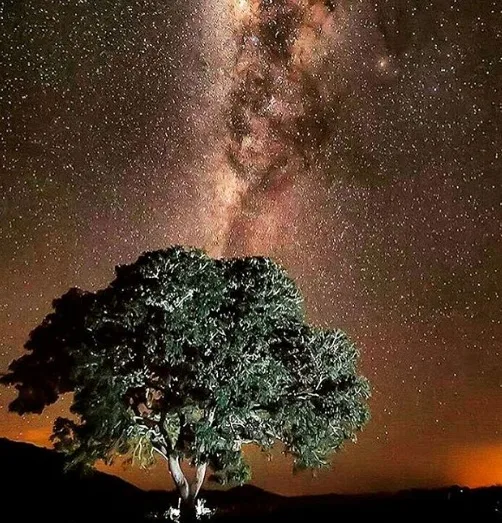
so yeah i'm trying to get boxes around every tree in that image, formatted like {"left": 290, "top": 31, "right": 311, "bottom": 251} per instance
{"left": 1, "top": 246, "right": 370, "bottom": 521}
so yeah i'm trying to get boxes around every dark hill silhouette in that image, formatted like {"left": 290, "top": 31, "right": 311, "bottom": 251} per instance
{"left": 0, "top": 437, "right": 160, "bottom": 522}
{"left": 0, "top": 438, "right": 500, "bottom": 522}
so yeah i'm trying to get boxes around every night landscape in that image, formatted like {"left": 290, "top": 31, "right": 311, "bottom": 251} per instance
{"left": 1, "top": 1, "right": 501, "bottom": 522}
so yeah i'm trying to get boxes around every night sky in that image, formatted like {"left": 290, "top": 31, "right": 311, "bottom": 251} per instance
{"left": 1, "top": 0, "right": 501, "bottom": 495}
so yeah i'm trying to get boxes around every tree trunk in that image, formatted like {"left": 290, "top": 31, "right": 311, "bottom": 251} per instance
{"left": 168, "top": 455, "right": 189, "bottom": 500}
{"left": 190, "top": 462, "right": 208, "bottom": 500}
{"left": 167, "top": 456, "right": 208, "bottom": 522}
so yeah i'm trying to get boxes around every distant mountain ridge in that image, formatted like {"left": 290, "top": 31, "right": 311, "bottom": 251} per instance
{"left": 0, "top": 437, "right": 152, "bottom": 522}
{"left": 0, "top": 438, "right": 500, "bottom": 522}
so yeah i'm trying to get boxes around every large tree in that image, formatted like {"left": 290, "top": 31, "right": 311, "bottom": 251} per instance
{"left": 1, "top": 246, "right": 370, "bottom": 520}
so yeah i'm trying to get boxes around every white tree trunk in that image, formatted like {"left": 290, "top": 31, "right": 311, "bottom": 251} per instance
{"left": 167, "top": 455, "right": 208, "bottom": 521}
{"left": 168, "top": 455, "right": 190, "bottom": 500}
{"left": 190, "top": 462, "right": 208, "bottom": 499}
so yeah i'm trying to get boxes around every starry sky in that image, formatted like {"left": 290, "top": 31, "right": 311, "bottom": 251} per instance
{"left": 1, "top": 0, "right": 501, "bottom": 495}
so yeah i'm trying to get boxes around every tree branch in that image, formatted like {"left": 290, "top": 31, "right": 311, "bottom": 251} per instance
{"left": 152, "top": 445, "right": 168, "bottom": 461}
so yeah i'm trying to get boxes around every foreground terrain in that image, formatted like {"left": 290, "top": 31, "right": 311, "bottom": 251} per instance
{"left": 1, "top": 438, "right": 500, "bottom": 522}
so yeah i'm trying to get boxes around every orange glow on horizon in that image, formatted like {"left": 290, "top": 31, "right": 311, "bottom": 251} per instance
{"left": 7, "top": 426, "right": 52, "bottom": 448}
{"left": 451, "top": 444, "right": 502, "bottom": 488}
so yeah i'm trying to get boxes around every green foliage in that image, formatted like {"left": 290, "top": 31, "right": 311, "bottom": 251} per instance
{"left": 0, "top": 288, "right": 91, "bottom": 414}
{"left": 1, "top": 246, "right": 370, "bottom": 484}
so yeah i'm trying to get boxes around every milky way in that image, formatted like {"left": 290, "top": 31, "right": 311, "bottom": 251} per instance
{"left": 204, "top": 1, "right": 345, "bottom": 256}
{"left": 0, "top": 0, "right": 501, "bottom": 494}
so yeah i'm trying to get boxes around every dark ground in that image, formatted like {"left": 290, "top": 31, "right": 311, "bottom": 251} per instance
{"left": 1, "top": 438, "right": 500, "bottom": 522}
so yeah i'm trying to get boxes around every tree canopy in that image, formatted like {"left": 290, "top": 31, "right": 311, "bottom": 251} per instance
{"left": 1, "top": 246, "right": 370, "bottom": 506}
